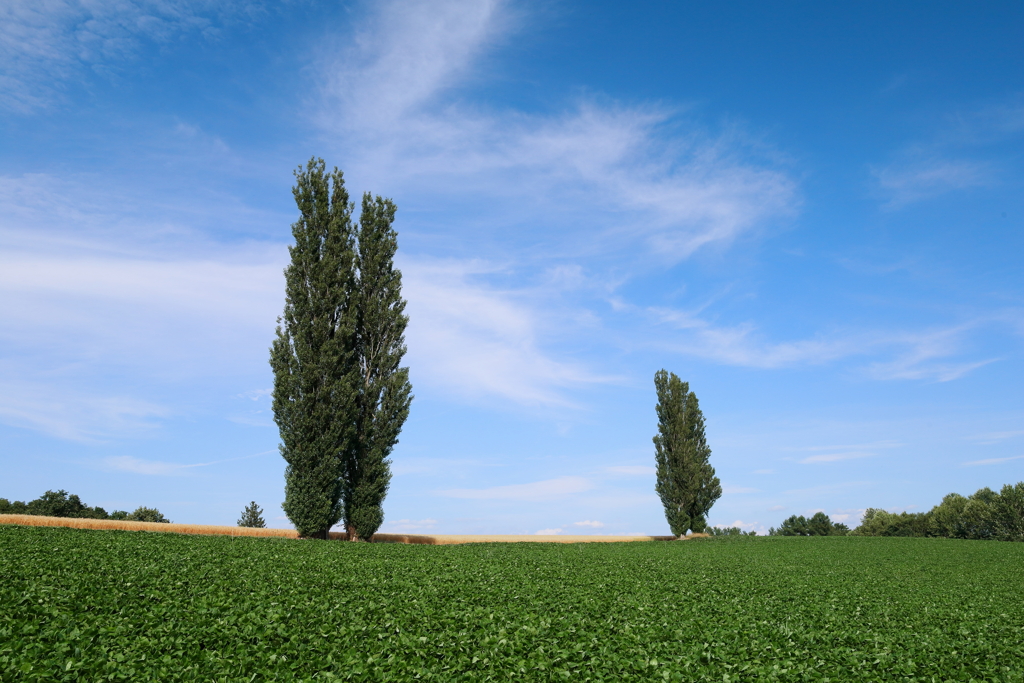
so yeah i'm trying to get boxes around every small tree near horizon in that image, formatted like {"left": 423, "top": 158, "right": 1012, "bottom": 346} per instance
{"left": 653, "top": 370, "right": 722, "bottom": 537}
{"left": 238, "top": 501, "right": 267, "bottom": 528}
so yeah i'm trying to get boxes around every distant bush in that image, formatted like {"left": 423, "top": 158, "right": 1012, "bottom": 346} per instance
{"left": 126, "top": 507, "right": 170, "bottom": 523}
{"left": 708, "top": 526, "right": 756, "bottom": 536}
{"left": 769, "top": 512, "right": 849, "bottom": 536}
{"left": 853, "top": 481, "right": 1023, "bottom": 541}
{"left": 0, "top": 490, "right": 167, "bottom": 523}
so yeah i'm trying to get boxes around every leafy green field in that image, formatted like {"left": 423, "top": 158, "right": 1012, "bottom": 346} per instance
{"left": 2, "top": 526, "right": 1022, "bottom": 682}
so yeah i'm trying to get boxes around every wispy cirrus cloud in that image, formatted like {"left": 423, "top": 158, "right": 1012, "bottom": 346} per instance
{"left": 0, "top": 0, "right": 241, "bottom": 112}
{"left": 649, "top": 304, "right": 1001, "bottom": 380}
{"left": 873, "top": 158, "right": 992, "bottom": 209}
{"left": 969, "top": 430, "right": 1024, "bottom": 445}
{"left": 961, "top": 455, "right": 1024, "bottom": 467}
{"left": 799, "top": 452, "right": 874, "bottom": 464}
{"left": 791, "top": 440, "right": 901, "bottom": 465}
{"left": 0, "top": 379, "right": 168, "bottom": 442}
{"left": 319, "top": 0, "right": 798, "bottom": 264}
{"left": 872, "top": 97, "right": 1024, "bottom": 209}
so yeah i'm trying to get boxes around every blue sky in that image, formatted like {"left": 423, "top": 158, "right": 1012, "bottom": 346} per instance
{"left": 1, "top": 1, "right": 1022, "bottom": 535}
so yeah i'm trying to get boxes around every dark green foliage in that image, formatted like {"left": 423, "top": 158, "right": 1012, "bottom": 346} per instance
{"left": 0, "top": 498, "right": 28, "bottom": 514}
{"left": 853, "top": 481, "right": 1023, "bottom": 541}
{"left": 769, "top": 512, "right": 848, "bottom": 536}
{"left": 653, "top": 370, "right": 722, "bottom": 537}
{"left": 854, "top": 509, "right": 932, "bottom": 537}
{"left": 126, "top": 507, "right": 170, "bottom": 523}
{"left": 708, "top": 526, "right": 757, "bottom": 536}
{"left": 345, "top": 193, "right": 412, "bottom": 542}
{"left": 993, "top": 481, "right": 1024, "bottom": 540}
{"left": 271, "top": 159, "right": 411, "bottom": 541}
{"left": 271, "top": 158, "right": 358, "bottom": 539}
{"left": 0, "top": 491, "right": 110, "bottom": 519}
{"left": 237, "top": 501, "right": 266, "bottom": 528}
{"left": 3, "top": 527, "right": 1024, "bottom": 681}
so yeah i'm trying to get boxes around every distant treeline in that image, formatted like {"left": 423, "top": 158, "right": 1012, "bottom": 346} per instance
{"left": 853, "top": 481, "right": 1023, "bottom": 541}
{"left": 766, "top": 481, "right": 1024, "bottom": 541}
{"left": 768, "top": 512, "right": 849, "bottom": 536}
{"left": 0, "top": 490, "right": 169, "bottom": 523}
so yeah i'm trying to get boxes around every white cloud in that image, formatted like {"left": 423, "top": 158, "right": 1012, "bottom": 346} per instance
{"left": 403, "top": 258, "right": 612, "bottom": 406}
{"left": 437, "top": 476, "right": 592, "bottom": 501}
{"left": 534, "top": 528, "right": 563, "bottom": 535}
{"left": 573, "top": 520, "right": 604, "bottom": 528}
{"left": 320, "top": 0, "right": 798, "bottom": 264}
{"left": 325, "top": 0, "right": 508, "bottom": 129}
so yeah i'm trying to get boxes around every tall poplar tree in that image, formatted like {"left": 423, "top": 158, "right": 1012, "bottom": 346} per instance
{"left": 343, "top": 193, "right": 413, "bottom": 541}
{"left": 653, "top": 370, "right": 722, "bottom": 537}
{"left": 271, "top": 159, "right": 357, "bottom": 539}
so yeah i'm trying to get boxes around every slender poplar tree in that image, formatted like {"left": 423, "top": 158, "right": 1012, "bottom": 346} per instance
{"left": 271, "top": 158, "right": 358, "bottom": 539}
{"left": 343, "top": 193, "right": 413, "bottom": 541}
{"left": 653, "top": 370, "right": 722, "bottom": 537}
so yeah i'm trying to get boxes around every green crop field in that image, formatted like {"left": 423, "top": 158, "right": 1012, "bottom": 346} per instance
{"left": 2, "top": 526, "right": 1022, "bottom": 682}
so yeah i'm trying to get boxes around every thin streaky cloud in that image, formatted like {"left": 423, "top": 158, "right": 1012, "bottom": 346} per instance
{"left": 101, "top": 450, "right": 276, "bottom": 476}
{"left": 874, "top": 158, "right": 991, "bottom": 209}
{"left": 0, "top": 378, "right": 168, "bottom": 442}
{"left": 782, "top": 440, "right": 903, "bottom": 453}
{"left": 961, "top": 455, "right": 1024, "bottom": 467}
{"left": 651, "top": 306, "right": 996, "bottom": 380}
{"left": 968, "top": 430, "right": 1024, "bottom": 444}
{"left": 800, "top": 452, "right": 874, "bottom": 464}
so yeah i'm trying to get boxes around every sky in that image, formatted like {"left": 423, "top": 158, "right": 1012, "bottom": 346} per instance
{"left": 1, "top": 0, "right": 1022, "bottom": 536}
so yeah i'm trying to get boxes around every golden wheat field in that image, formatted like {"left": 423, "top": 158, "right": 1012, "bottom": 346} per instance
{"left": 0, "top": 515, "right": 685, "bottom": 544}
